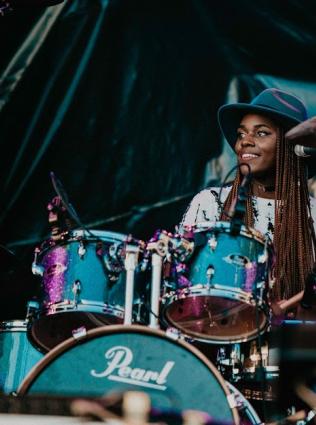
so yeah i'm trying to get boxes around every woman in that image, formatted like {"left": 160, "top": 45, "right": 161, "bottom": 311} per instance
{"left": 181, "top": 88, "right": 316, "bottom": 303}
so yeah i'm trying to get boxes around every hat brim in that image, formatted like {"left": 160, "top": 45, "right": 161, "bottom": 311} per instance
{"left": 217, "top": 103, "right": 301, "bottom": 149}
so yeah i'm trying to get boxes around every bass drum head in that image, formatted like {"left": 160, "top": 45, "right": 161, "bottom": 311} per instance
{"left": 18, "top": 325, "right": 239, "bottom": 423}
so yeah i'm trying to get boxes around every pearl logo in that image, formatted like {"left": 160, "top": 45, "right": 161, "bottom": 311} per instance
{"left": 91, "top": 346, "right": 175, "bottom": 391}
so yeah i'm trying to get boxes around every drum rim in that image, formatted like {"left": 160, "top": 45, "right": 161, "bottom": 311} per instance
{"left": 71, "top": 228, "right": 129, "bottom": 241}
{"left": 191, "top": 221, "right": 269, "bottom": 246}
{"left": 17, "top": 324, "right": 239, "bottom": 422}
{"left": 38, "top": 229, "right": 135, "bottom": 254}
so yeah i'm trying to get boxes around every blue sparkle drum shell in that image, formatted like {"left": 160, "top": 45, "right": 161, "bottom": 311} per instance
{"left": 161, "top": 222, "right": 274, "bottom": 344}
{"left": 0, "top": 320, "right": 43, "bottom": 394}
{"left": 18, "top": 325, "right": 239, "bottom": 423}
{"left": 29, "top": 230, "right": 147, "bottom": 352}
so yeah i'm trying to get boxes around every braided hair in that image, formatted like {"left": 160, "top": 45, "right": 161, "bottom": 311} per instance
{"left": 221, "top": 128, "right": 316, "bottom": 300}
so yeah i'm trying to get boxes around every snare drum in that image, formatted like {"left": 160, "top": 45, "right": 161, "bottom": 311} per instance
{"left": 0, "top": 320, "right": 43, "bottom": 394}
{"left": 29, "top": 230, "right": 147, "bottom": 352}
{"left": 18, "top": 325, "right": 239, "bottom": 424}
{"left": 161, "top": 221, "right": 273, "bottom": 344}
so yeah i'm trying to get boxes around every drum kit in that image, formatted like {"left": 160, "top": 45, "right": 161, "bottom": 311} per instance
{"left": 0, "top": 194, "right": 304, "bottom": 424}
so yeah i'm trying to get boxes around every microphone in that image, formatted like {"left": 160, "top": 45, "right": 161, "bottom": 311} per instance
{"left": 294, "top": 144, "right": 316, "bottom": 157}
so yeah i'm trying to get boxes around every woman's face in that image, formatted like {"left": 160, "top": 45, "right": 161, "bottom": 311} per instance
{"left": 234, "top": 113, "right": 279, "bottom": 185}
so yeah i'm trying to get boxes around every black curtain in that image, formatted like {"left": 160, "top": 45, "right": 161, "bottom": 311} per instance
{"left": 1, "top": 0, "right": 316, "bottom": 318}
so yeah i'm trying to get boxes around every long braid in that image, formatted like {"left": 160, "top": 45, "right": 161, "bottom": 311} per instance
{"left": 273, "top": 130, "right": 316, "bottom": 300}
{"left": 220, "top": 169, "right": 254, "bottom": 227}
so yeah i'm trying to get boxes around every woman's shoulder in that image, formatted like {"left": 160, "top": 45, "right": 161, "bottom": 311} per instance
{"left": 310, "top": 194, "right": 316, "bottom": 213}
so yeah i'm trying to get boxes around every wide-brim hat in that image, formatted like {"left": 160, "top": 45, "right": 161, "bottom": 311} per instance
{"left": 218, "top": 88, "right": 308, "bottom": 149}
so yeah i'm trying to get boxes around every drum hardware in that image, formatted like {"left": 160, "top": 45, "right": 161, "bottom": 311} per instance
{"left": 77, "top": 240, "right": 86, "bottom": 258}
{"left": 145, "top": 230, "right": 194, "bottom": 330}
{"left": 146, "top": 231, "right": 169, "bottom": 329}
{"left": 72, "top": 325, "right": 87, "bottom": 340}
{"left": 124, "top": 243, "right": 140, "bottom": 325}
{"left": 26, "top": 300, "right": 40, "bottom": 322}
{"left": 31, "top": 247, "right": 44, "bottom": 277}
{"left": 225, "top": 381, "right": 262, "bottom": 425}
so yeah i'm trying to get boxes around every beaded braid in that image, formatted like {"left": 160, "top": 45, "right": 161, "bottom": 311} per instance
{"left": 220, "top": 129, "right": 316, "bottom": 301}
{"left": 273, "top": 129, "right": 316, "bottom": 300}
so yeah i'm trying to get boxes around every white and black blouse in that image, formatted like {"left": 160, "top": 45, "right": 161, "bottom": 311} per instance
{"left": 180, "top": 186, "right": 316, "bottom": 241}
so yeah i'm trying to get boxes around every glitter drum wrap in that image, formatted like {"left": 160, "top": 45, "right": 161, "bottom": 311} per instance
{"left": 161, "top": 222, "right": 274, "bottom": 344}
{"left": 29, "top": 230, "right": 147, "bottom": 352}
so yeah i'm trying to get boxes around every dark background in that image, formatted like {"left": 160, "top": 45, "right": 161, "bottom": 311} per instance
{"left": 1, "top": 0, "right": 316, "bottom": 318}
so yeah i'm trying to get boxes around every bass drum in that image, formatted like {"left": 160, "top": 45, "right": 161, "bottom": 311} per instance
{"left": 18, "top": 325, "right": 239, "bottom": 423}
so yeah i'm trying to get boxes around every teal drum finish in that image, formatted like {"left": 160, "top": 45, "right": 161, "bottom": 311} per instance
{"left": 0, "top": 320, "right": 43, "bottom": 394}
{"left": 18, "top": 325, "right": 239, "bottom": 423}
{"left": 161, "top": 222, "right": 274, "bottom": 344}
{"left": 29, "top": 230, "right": 147, "bottom": 352}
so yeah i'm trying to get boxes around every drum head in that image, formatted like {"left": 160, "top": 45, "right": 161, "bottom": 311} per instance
{"left": 163, "top": 295, "right": 268, "bottom": 343}
{"left": 18, "top": 325, "right": 239, "bottom": 423}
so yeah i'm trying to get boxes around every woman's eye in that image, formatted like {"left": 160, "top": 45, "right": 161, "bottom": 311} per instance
{"left": 237, "top": 131, "right": 246, "bottom": 139}
{"left": 257, "top": 130, "right": 270, "bottom": 137}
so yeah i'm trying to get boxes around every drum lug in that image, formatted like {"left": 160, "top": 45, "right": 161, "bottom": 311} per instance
{"left": 78, "top": 241, "right": 86, "bottom": 259}
{"left": 227, "top": 392, "right": 238, "bottom": 409}
{"left": 72, "top": 280, "right": 81, "bottom": 305}
{"left": 26, "top": 300, "right": 40, "bottom": 321}
{"left": 72, "top": 326, "right": 87, "bottom": 340}
{"left": 165, "top": 327, "right": 182, "bottom": 341}
{"left": 206, "top": 264, "right": 215, "bottom": 284}
{"left": 31, "top": 247, "right": 44, "bottom": 276}
{"left": 208, "top": 235, "right": 217, "bottom": 251}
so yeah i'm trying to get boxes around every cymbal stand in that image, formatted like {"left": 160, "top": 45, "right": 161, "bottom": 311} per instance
{"left": 124, "top": 243, "right": 140, "bottom": 325}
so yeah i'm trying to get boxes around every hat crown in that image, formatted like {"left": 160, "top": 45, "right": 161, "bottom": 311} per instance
{"left": 250, "top": 88, "right": 307, "bottom": 122}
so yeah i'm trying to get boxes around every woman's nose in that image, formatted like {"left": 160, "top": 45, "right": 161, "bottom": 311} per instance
{"left": 240, "top": 134, "right": 255, "bottom": 146}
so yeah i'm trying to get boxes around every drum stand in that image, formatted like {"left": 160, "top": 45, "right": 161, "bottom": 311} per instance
{"left": 124, "top": 243, "right": 140, "bottom": 325}
{"left": 146, "top": 233, "right": 170, "bottom": 329}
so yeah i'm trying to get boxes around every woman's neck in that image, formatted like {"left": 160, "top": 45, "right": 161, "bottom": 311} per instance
{"left": 251, "top": 179, "right": 275, "bottom": 199}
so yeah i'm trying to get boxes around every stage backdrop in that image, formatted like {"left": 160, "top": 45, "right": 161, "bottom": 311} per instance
{"left": 1, "top": 0, "right": 316, "bottom": 319}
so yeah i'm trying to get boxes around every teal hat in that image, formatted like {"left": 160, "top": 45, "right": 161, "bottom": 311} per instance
{"left": 217, "top": 88, "right": 308, "bottom": 149}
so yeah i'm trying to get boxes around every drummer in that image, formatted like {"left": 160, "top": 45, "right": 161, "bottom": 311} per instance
{"left": 180, "top": 88, "right": 316, "bottom": 307}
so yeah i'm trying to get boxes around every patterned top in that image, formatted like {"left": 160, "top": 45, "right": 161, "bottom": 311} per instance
{"left": 180, "top": 186, "right": 316, "bottom": 241}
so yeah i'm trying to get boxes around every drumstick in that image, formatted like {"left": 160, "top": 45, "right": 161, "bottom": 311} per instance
{"left": 278, "top": 290, "right": 304, "bottom": 311}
